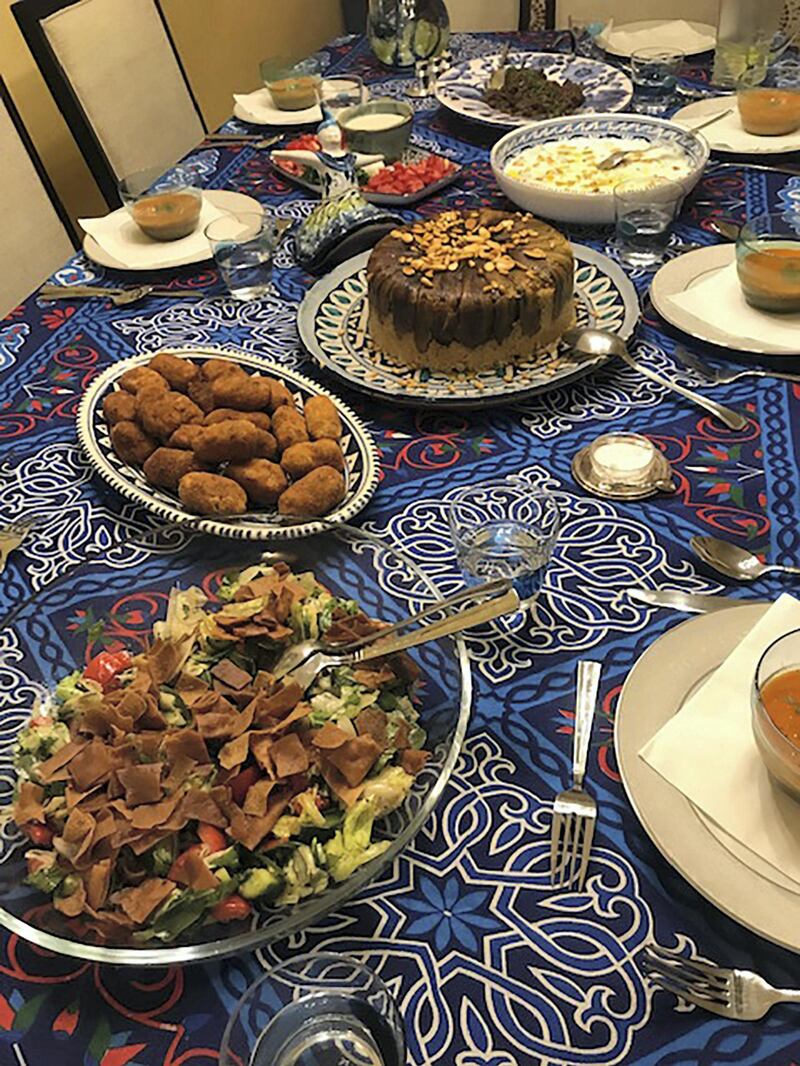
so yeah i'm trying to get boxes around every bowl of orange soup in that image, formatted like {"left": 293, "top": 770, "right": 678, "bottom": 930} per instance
{"left": 753, "top": 629, "right": 800, "bottom": 798}
{"left": 736, "top": 213, "right": 800, "bottom": 314}
{"left": 737, "top": 63, "right": 800, "bottom": 136}
{"left": 119, "top": 168, "right": 202, "bottom": 242}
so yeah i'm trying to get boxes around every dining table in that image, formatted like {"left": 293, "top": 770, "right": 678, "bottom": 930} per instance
{"left": 3, "top": 25, "right": 800, "bottom": 1066}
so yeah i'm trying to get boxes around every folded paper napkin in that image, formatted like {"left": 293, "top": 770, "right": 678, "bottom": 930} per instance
{"left": 641, "top": 594, "right": 800, "bottom": 886}
{"left": 676, "top": 107, "right": 800, "bottom": 152}
{"left": 666, "top": 260, "right": 800, "bottom": 354}
{"left": 233, "top": 88, "right": 321, "bottom": 126}
{"left": 79, "top": 196, "right": 227, "bottom": 270}
{"left": 601, "top": 19, "right": 715, "bottom": 54}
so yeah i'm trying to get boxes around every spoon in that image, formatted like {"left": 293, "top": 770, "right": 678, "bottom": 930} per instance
{"left": 562, "top": 329, "right": 748, "bottom": 431}
{"left": 691, "top": 534, "right": 800, "bottom": 582}
{"left": 487, "top": 41, "right": 511, "bottom": 90}
{"left": 705, "top": 218, "right": 740, "bottom": 242}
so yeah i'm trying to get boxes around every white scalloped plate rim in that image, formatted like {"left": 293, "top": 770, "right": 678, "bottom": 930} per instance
{"left": 76, "top": 346, "right": 381, "bottom": 540}
{"left": 298, "top": 245, "right": 639, "bottom": 408}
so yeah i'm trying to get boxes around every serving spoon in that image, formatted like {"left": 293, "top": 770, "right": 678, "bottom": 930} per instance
{"left": 691, "top": 534, "right": 800, "bottom": 582}
{"left": 562, "top": 328, "right": 748, "bottom": 431}
{"left": 597, "top": 109, "right": 734, "bottom": 171}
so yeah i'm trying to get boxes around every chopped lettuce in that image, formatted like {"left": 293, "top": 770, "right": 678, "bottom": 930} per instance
{"left": 240, "top": 862, "right": 284, "bottom": 901}
{"left": 324, "top": 799, "right": 390, "bottom": 883}
{"left": 360, "top": 767, "right": 414, "bottom": 817}
{"left": 273, "top": 788, "right": 327, "bottom": 838}
{"left": 14, "top": 718, "right": 71, "bottom": 778}
{"left": 277, "top": 841, "right": 329, "bottom": 905}
{"left": 26, "top": 863, "right": 65, "bottom": 895}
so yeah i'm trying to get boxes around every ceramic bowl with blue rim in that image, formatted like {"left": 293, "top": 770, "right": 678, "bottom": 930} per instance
{"left": 491, "top": 114, "right": 711, "bottom": 225}
{"left": 77, "top": 348, "right": 380, "bottom": 540}
{"left": 434, "top": 52, "right": 633, "bottom": 129}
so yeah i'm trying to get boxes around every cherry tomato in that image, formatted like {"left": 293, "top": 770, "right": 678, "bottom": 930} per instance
{"left": 229, "top": 765, "right": 261, "bottom": 806}
{"left": 83, "top": 649, "right": 131, "bottom": 691}
{"left": 197, "top": 823, "right": 227, "bottom": 853}
{"left": 211, "top": 894, "right": 251, "bottom": 923}
{"left": 24, "top": 822, "right": 53, "bottom": 847}
{"left": 168, "top": 844, "right": 202, "bottom": 882}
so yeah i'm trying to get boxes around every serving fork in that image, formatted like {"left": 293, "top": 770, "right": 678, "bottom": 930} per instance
{"left": 283, "top": 583, "right": 520, "bottom": 693}
{"left": 549, "top": 660, "right": 602, "bottom": 891}
{"left": 271, "top": 577, "right": 511, "bottom": 681}
{"left": 642, "top": 944, "right": 800, "bottom": 1019}
{"left": 0, "top": 517, "right": 37, "bottom": 576}
{"left": 674, "top": 346, "right": 800, "bottom": 387}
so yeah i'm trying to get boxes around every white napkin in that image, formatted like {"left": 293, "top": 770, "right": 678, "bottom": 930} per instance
{"left": 233, "top": 88, "right": 321, "bottom": 126}
{"left": 641, "top": 594, "right": 800, "bottom": 886}
{"left": 665, "top": 260, "right": 800, "bottom": 355}
{"left": 602, "top": 19, "right": 715, "bottom": 54}
{"left": 79, "top": 196, "right": 227, "bottom": 269}
{"left": 676, "top": 106, "right": 800, "bottom": 152}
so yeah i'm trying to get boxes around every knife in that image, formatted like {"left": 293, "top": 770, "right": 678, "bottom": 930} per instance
{"left": 624, "top": 588, "right": 768, "bottom": 613}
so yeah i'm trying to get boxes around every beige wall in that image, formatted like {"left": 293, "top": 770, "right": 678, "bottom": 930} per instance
{"left": 1, "top": 0, "right": 343, "bottom": 228}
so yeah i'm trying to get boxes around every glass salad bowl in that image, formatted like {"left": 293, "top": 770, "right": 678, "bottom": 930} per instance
{"left": 0, "top": 523, "right": 471, "bottom": 965}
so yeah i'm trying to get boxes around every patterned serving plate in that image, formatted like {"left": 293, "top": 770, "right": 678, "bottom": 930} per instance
{"left": 273, "top": 145, "right": 463, "bottom": 207}
{"left": 434, "top": 51, "right": 633, "bottom": 130}
{"left": 77, "top": 348, "right": 380, "bottom": 539}
{"left": 298, "top": 245, "right": 639, "bottom": 408}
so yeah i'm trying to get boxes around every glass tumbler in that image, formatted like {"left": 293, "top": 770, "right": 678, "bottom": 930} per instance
{"left": 205, "top": 212, "right": 277, "bottom": 301}
{"left": 630, "top": 47, "right": 684, "bottom": 114}
{"left": 220, "top": 952, "right": 406, "bottom": 1066}
{"left": 614, "top": 179, "right": 684, "bottom": 269}
{"left": 447, "top": 479, "right": 560, "bottom": 605}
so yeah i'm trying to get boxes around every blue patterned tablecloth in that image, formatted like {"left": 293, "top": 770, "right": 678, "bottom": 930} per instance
{"left": 2, "top": 30, "right": 800, "bottom": 1066}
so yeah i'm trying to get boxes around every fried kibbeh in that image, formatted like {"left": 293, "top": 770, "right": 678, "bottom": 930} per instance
{"left": 210, "top": 373, "right": 272, "bottom": 411}
{"left": 143, "top": 447, "right": 204, "bottom": 491}
{"left": 203, "top": 408, "right": 271, "bottom": 430}
{"left": 280, "top": 439, "right": 345, "bottom": 479}
{"left": 272, "top": 405, "right": 309, "bottom": 450}
{"left": 103, "top": 391, "right": 137, "bottom": 424}
{"left": 148, "top": 353, "right": 198, "bottom": 392}
{"left": 253, "top": 429, "right": 279, "bottom": 460}
{"left": 178, "top": 472, "right": 247, "bottom": 515}
{"left": 168, "top": 423, "right": 206, "bottom": 450}
{"left": 227, "top": 459, "right": 288, "bottom": 506}
{"left": 111, "top": 421, "right": 158, "bottom": 465}
{"left": 192, "top": 420, "right": 261, "bottom": 464}
{"left": 265, "top": 377, "right": 293, "bottom": 411}
{"left": 187, "top": 374, "right": 215, "bottom": 413}
{"left": 304, "top": 395, "right": 342, "bottom": 441}
{"left": 140, "top": 391, "right": 204, "bottom": 441}
{"left": 203, "top": 358, "right": 244, "bottom": 381}
{"left": 278, "top": 466, "right": 345, "bottom": 517}
{"left": 119, "top": 367, "right": 169, "bottom": 395}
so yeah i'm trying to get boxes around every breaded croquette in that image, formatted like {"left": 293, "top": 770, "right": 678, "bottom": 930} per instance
{"left": 119, "top": 367, "right": 168, "bottom": 395}
{"left": 178, "top": 472, "right": 247, "bottom": 515}
{"left": 148, "top": 353, "right": 198, "bottom": 392}
{"left": 278, "top": 466, "right": 345, "bottom": 517}
{"left": 142, "top": 447, "right": 204, "bottom": 491}
{"left": 140, "top": 391, "right": 204, "bottom": 441}
{"left": 210, "top": 373, "right": 272, "bottom": 411}
{"left": 280, "top": 440, "right": 345, "bottom": 479}
{"left": 168, "top": 423, "right": 207, "bottom": 450}
{"left": 271, "top": 405, "right": 309, "bottom": 450}
{"left": 110, "top": 421, "right": 158, "bottom": 465}
{"left": 304, "top": 395, "right": 342, "bottom": 441}
{"left": 203, "top": 408, "right": 271, "bottom": 430}
{"left": 103, "top": 391, "right": 137, "bottom": 424}
{"left": 192, "top": 420, "right": 261, "bottom": 464}
{"left": 227, "top": 459, "right": 288, "bottom": 506}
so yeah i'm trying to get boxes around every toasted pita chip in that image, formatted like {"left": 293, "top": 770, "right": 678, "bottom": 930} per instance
{"left": 270, "top": 733, "right": 309, "bottom": 778}
{"left": 171, "top": 849, "right": 219, "bottom": 892}
{"left": 219, "top": 733, "right": 251, "bottom": 771}
{"left": 226, "top": 791, "right": 291, "bottom": 850}
{"left": 35, "top": 740, "right": 88, "bottom": 783}
{"left": 400, "top": 749, "right": 430, "bottom": 775}
{"left": 117, "top": 763, "right": 164, "bottom": 807}
{"left": 211, "top": 659, "right": 252, "bottom": 690}
{"left": 312, "top": 722, "right": 351, "bottom": 750}
{"left": 250, "top": 733, "right": 273, "bottom": 774}
{"left": 13, "top": 781, "right": 45, "bottom": 825}
{"left": 68, "top": 739, "right": 118, "bottom": 791}
{"left": 162, "top": 729, "right": 209, "bottom": 765}
{"left": 352, "top": 664, "right": 395, "bottom": 689}
{"left": 129, "top": 791, "right": 182, "bottom": 830}
{"left": 319, "top": 758, "right": 364, "bottom": 809}
{"left": 179, "top": 787, "right": 227, "bottom": 828}
{"left": 324, "top": 736, "right": 381, "bottom": 788}
{"left": 355, "top": 707, "right": 388, "bottom": 750}
{"left": 86, "top": 858, "right": 113, "bottom": 910}
{"left": 112, "top": 878, "right": 175, "bottom": 924}
{"left": 243, "top": 778, "right": 275, "bottom": 817}
{"left": 54, "top": 877, "right": 87, "bottom": 918}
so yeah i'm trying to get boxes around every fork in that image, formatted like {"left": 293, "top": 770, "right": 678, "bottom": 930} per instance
{"left": 271, "top": 577, "right": 511, "bottom": 680}
{"left": 641, "top": 943, "right": 800, "bottom": 1019}
{"left": 549, "top": 660, "right": 602, "bottom": 890}
{"left": 674, "top": 346, "right": 800, "bottom": 386}
{"left": 38, "top": 283, "right": 206, "bottom": 306}
{"left": 283, "top": 584, "right": 520, "bottom": 693}
{"left": 0, "top": 517, "right": 37, "bottom": 576}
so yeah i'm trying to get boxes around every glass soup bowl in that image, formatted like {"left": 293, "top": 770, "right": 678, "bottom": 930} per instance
{"left": 736, "top": 212, "right": 800, "bottom": 313}
{"left": 752, "top": 628, "right": 800, "bottom": 799}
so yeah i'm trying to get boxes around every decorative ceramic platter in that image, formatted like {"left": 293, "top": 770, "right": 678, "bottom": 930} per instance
{"left": 616, "top": 604, "right": 800, "bottom": 953}
{"left": 273, "top": 146, "right": 463, "bottom": 207}
{"left": 673, "top": 96, "right": 800, "bottom": 155}
{"left": 77, "top": 348, "right": 380, "bottom": 539}
{"left": 434, "top": 51, "right": 633, "bottom": 130}
{"left": 298, "top": 245, "right": 639, "bottom": 408}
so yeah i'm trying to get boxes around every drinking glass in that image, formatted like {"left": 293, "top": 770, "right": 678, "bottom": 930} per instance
{"left": 736, "top": 211, "right": 800, "bottom": 313}
{"left": 447, "top": 479, "right": 560, "bottom": 605}
{"left": 614, "top": 179, "right": 684, "bottom": 269}
{"left": 320, "top": 75, "right": 367, "bottom": 113}
{"left": 220, "top": 953, "right": 406, "bottom": 1066}
{"left": 630, "top": 47, "right": 684, "bottom": 114}
{"left": 752, "top": 629, "right": 800, "bottom": 799}
{"left": 205, "top": 212, "right": 277, "bottom": 301}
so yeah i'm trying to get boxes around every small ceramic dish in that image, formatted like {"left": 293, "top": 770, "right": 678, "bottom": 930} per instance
{"left": 337, "top": 98, "right": 413, "bottom": 162}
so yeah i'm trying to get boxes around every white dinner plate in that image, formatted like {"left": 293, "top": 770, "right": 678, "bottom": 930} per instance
{"left": 673, "top": 96, "right": 800, "bottom": 155}
{"left": 82, "top": 190, "right": 262, "bottom": 272}
{"left": 233, "top": 87, "right": 321, "bottom": 127}
{"left": 597, "top": 20, "right": 716, "bottom": 58}
{"left": 615, "top": 604, "right": 800, "bottom": 953}
{"left": 650, "top": 244, "right": 800, "bottom": 356}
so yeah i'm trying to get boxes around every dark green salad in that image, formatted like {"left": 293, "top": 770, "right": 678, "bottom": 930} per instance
{"left": 11, "top": 563, "right": 429, "bottom": 943}
{"left": 484, "top": 67, "right": 585, "bottom": 119}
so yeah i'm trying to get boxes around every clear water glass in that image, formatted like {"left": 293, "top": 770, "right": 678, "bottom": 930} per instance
{"left": 631, "top": 47, "right": 684, "bottom": 114}
{"left": 220, "top": 953, "right": 406, "bottom": 1066}
{"left": 320, "top": 76, "right": 367, "bottom": 113}
{"left": 205, "top": 212, "right": 276, "bottom": 301}
{"left": 447, "top": 479, "right": 560, "bottom": 605}
{"left": 614, "top": 179, "right": 684, "bottom": 269}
